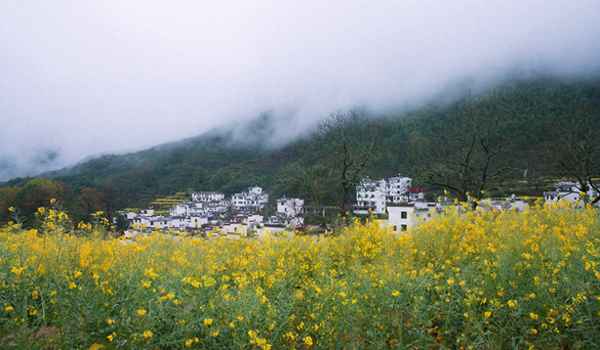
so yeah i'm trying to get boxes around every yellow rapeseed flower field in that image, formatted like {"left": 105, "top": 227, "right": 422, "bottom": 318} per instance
{"left": 1, "top": 203, "right": 600, "bottom": 349}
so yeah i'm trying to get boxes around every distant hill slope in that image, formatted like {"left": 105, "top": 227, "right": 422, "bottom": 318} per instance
{"left": 6, "top": 76, "right": 600, "bottom": 211}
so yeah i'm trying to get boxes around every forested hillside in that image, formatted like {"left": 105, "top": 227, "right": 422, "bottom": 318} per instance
{"left": 1, "top": 77, "right": 600, "bottom": 223}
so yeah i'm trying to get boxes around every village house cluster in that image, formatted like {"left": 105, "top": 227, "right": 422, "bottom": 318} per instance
{"left": 543, "top": 181, "right": 600, "bottom": 204}
{"left": 355, "top": 175, "right": 600, "bottom": 234}
{"left": 125, "top": 186, "right": 304, "bottom": 237}
{"left": 353, "top": 174, "right": 534, "bottom": 233}
{"left": 353, "top": 174, "right": 441, "bottom": 232}
{"left": 123, "top": 175, "right": 598, "bottom": 238}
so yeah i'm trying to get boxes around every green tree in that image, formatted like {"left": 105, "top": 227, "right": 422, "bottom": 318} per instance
{"left": 14, "top": 178, "right": 65, "bottom": 225}
{"left": 0, "top": 186, "right": 18, "bottom": 224}
{"left": 77, "top": 187, "right": 107, "bottom": 219}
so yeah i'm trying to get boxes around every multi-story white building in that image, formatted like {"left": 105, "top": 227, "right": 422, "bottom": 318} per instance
{"left": 354, "top": 174, "right": 422, "bottom": 215}
{"left": 355, "top": 178, "right": 388, "bottom": 215}
{"left": 386, "top": 175, "right": 413, "bottom": 203}
{"left": 277, "top": 197, "right": 304, "bottom": 218}
{"left": 169, "top": 202, "right": 209, "bottom": 217}
{"left": 170, "top": 203, "right": 191, "bottom": 217}
{"left": 232, "top": 186, "right": 269, "bottom": 211}
{"left": 192, "top": 191, "right": 225, "bottom": 202}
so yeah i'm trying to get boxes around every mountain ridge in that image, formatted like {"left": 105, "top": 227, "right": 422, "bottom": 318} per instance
{"left": 2, "top": 76, "right": 600, "bottom": 220}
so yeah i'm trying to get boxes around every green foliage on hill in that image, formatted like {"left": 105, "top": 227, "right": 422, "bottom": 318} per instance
{"left": 1, "top": 76, "right": 600, "bottom": 223}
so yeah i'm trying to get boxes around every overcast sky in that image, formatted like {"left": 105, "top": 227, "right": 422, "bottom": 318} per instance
{"left": 1, "top": 1, "right": 600, "bottom": 180}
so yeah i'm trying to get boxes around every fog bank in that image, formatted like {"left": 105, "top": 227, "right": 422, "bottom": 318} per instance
{"left": 1, "top": 1, "right": 600, "bottom": 180}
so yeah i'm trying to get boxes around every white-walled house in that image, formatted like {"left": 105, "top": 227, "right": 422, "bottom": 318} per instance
{"left": 192, "top": 191, "right": 225, "bottom": 202}
{"left": 140, "top": 209, "right": 154, "bottom": 216}
{"left": 167, "top": 217, "right": 187, "bottom": 229}
{"left": 386, "top": 202, "right": 438, "bottom": 232}
{"left": 170, "top": 203, "right": 190, "bottom": 217}
{"left": 132, "top": 215, "right": 150, "bottom": 228}
{"left": 248, "top": 186, "right": 264, "bottom": 196}
{"left": 277, "top": 197, "right": 304, "bottom": 217}
{"left": 354, "top": 174, "right": 421, "bottom": 215}
{"left": 149, "top": 217, "right": 169, "bottom": 230}
{"left": 387, "top": 206, "right": 416, "bottom": 232}
{"left": 222, "top": 222, "right": 247, "bottom": 236}
{"left": 355, "top": 178, "right": 388, "bottom": 215}
{"left": 232, "top": 186, "right": 269, "bottom": 210}
{"left": 245, "top": 214, "right": 264, "bottom": 225}
{"left": 544, "top": 181, "right": 599, "bottom": 205}
{"left": 408, "top": 187, "right": 426, "bottom": 202}
{"left": 257, "top": 224, "right": 287, "bottom": 237}
{"left": 186, "top": 216, "right": 209, "bottom": 229}
{"left": 187, "top": 192, "right": 229, "bottom": 215}
{"left": 478, "top": 196, "right": 529, "bottom": 212}
{"left": 386, "top": 175, "right": 412, "bottom": 203}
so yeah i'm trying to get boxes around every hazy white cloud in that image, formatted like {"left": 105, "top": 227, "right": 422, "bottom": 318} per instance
{"left": 1, "top": 0, "right": 600, "bottom": 180}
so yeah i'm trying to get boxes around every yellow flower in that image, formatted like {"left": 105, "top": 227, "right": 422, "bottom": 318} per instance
{"left": 68, "top": 282, "right": 77, "bottom": 289}
{"left": 106, "top": 318, "right": 115, "bottom": 326}
{"left": 106, "top": 332, "right": 116, "bottom": 342}
{"left": 303, "top": 336, "right": 314, "bottom": 347}
{"left": 143, "top": 330, "right": 153, "bottom": 340}
{"left": 507, "top": 299, "right": 518, "bottom": 309}
{"left": 484, "top": 311, "right": 492, "bottom": 319}
{"left": 210, "top": 329, "right": 220, "bottom": 337}
{"left": 136, "top": 308, "right": 147, "bottom": 317}
{"left": 447, "top": 278, "right": 455, "bottom": 286}
{"left": 529, "top": 328, "right": 538, "bottom": 335}
{"left": 4, "top": 305, "right": 15, "bottom": 313}
{"left": 203, "top": 318, "right": 213, "bottom": 327}
{"left": 89, "top": 343, "right": 104, "bottom": 350}
{"left": 529, "top": 312, "right": 539, "bottom": 321}
{"left": 10, "top": 266, "right": 25, "bottom": 277}
{"left": 391, "top": 290, "right": 400, "bottom": 297}
{"left": 185, "top": 338, "right": 194, "bottom": 348}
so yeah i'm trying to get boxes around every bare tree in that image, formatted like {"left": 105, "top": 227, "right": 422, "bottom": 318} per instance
{"left": 318, "top": 111, "right": 378, "bottom": 217}
{"left": 551, "top": 109, "right": 600, "bottom": 204}
{"left": 416, "top": 94, "right": 513, "bottom": 207}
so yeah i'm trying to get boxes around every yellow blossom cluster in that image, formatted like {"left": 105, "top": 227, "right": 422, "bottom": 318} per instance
{"left": 1, "top": 202, "right": 600, "bottom": 349}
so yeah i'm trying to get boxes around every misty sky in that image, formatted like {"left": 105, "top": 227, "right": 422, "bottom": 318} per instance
{"left": 1, "top": 1, "right": 600, "bottom": 180}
